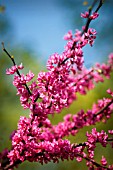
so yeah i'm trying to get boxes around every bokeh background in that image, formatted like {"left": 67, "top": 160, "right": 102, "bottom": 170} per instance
{"left": 0, "top": 0, "right": 113, "bottom": 169}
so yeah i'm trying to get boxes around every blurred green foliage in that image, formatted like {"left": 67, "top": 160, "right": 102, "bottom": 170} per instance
{"left": 0, "top": 1, "right": 113, "bottom": 170}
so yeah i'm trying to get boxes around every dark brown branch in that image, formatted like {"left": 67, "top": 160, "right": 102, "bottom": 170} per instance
{"left": 82, "top": 0, "right": 103, "bottom": 34}
{"left": 94, "top": 98, "right": 113, "bottom": 117}
{"left": 74, "top": 137, "right": 113, "bottom": 170}
{"left": 2, "top": 42, "right": 21, "bottom": 77}
{"left": 95, "top": 0, "right": 104, "bottom": 13}
{"left": 2, "top": 42, "right": 32, "bottom": 95}
{"left": 1, "top": 159, "right": 22, "bottom": 170}
{"left": 77, "top": 153, "right": 110, "bottom": 170}
{"left": 2, "top": 137, "right": 113, "bottom": 170}
{"left": 69, "top": 98, "right": 113, "bottom": 135}
{"left": 82, "top": 0, "right": 98, "bottom": 34}
{"left": 74, "top": 68, "right": 94, "bottom": 86}
{"left": 73, "top": 137, "right": 113, "bottom": 148}
{"left": 60, "top": 0, "right": 104, "bottom": 66}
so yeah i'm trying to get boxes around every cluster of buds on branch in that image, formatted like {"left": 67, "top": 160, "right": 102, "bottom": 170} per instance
{"left": 0, "top": 0, "right": 113, "bottom": 169}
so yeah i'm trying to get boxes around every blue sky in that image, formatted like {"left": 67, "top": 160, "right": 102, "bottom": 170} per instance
{"left": 1, "top": 0, "right": 113, "bottom": 67}
{"left": 1, "top": 0, "right": 69, "bottom": 61}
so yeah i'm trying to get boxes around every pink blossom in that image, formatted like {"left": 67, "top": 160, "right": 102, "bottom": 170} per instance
{"left": 18, "top": 63, "right": 24, "bottom": 69}
{"left": 108, "top": 130, "right": 113, "bottom": 135}
{"left": 90, "top": 12, "right": 99, "bottom": 20}
{"left": 6, "top": 63, "right": 24, "bottom": 75}
{"left": 108, "top": 53, "right": 113, "bottom": 68}
{"left": 64, "top": 30, "right": 73, "bottom": 40}
{"left": 107, "top": 89, "right": 113, "bottom": 97}
{"left": 6, "top": 65, "right": 17, "bottom": 75}
{"left": 101, "top": 156, "right": 107, "bottom": 166}
{"left": 81, "top": 11, "right": 89, "bottom": 18}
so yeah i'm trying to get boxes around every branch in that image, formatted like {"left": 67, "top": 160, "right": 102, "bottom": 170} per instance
{"left": 49, "top": 98, "right": 113, "bottom": 140}
{"left": 77, "top": 153, "right": 111, "bottom": 170}
{"left": 2, "top": 42, "right": 32, "bottom": 95}
{"left": 73, "top": 138, "right": 113, "bottom": 148}
{"left": 1, "top": 137, "right": 113, "bottom": 170}
{"left": 94, "top": 98, "right": 113, "bottom": 117}
{"left": 2, "top": 42, "right": 21, "bottom": 77}
{"left": 1, "top": 160, "right": 21, "bottom": 170}
{"left": 82, "top": 0, "right": 103, "bottom": 34}
{"left": 60, "top": 0, "right": 104, "bottom": 65}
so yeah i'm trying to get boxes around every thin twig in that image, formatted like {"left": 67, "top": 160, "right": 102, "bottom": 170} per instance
{"left": 2, "top": 42, "right": 21, "bottom": 77}
{"left": 94, "top": 98, "right": 113, "bottom": 117}
{"left": 2, "top": 42, "right": 32, "bottom": 95}
{"left": 77, "top": 153, "right": 110, "bottom": 169}
{"left": 82, "top": 0, "right": 103, "bottom": 34}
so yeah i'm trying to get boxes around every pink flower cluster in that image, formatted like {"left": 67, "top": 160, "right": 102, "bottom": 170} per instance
{"left": 6, "top": 63, "right": 23, "bottom": 75}
{"left": 5, "top": 90, "right": 113, "bottom": 169}
{"left": 1, "top": 1, "right": 113, "bottom": 169}
{"left": 85, "top": 128, "right": 113, "bottom": 169}
{"left": 7, "top": 125, "right": 113, "bottom": 169}
{"left": 6, "top": 51, "right": 113, "bottom": 121}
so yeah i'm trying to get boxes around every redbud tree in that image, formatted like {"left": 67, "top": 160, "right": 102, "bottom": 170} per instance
{"left": 0, "top": 0, "right": 113, "bottom": 169}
